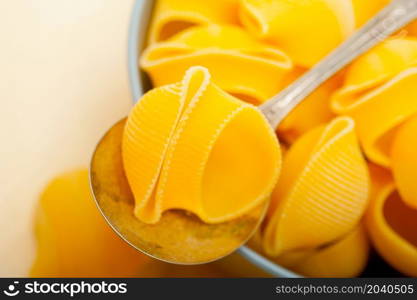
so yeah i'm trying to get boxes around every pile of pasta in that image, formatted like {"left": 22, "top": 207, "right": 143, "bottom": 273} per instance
{"left": 138, "top": 0, "right": 417, "bottom": 277}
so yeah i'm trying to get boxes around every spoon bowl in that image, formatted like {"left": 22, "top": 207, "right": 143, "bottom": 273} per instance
{"left": 90, "top": 118, "right": 268, "bottom": 264}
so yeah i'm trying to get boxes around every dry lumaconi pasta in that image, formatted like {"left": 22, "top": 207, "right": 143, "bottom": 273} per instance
{"left": 122, "top": 66, "right": 281, "bottom": 224}
{"left": 147, "top": 0, "right": 240, "bottom": 43}
{"left": 141, "top": 25, "right": 292, "bottom": 104}
{"left": 30, "top": 170, "right": 150, "bottom": 277}
{"left": 290, "top": 224, "right": 370, "bottom": 278}
{"left": 252, "top": 220, "right": 370, "bottom": 278}
{"left": 336, "top": 69, "right": 417, "bottom": 168}
{"left": 332, "top": 38, "right": 417, "bottom": 113}
{"left": 239, "top": 0, "right": 355, "bottom": 67}
{"left": 332, "top": 38, "right": 417, "bottom": 167}
{"left": 366, "top": 164, "right": 417, "bottom": 277}
{"left": 391, "top": 114, "right": 417, "bottom": 209}
{"left": 262, "top": 117, "right": 369, "bottom": 257}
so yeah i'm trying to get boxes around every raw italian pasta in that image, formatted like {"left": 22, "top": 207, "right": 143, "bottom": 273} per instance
{"left": 262, "top": 117, "right": 369, "bottom": 256}
{"left": 290, "top": 224, "right": 370, "bottom": 278}
{"left": 142, "top": 25, "right": 292, "bottom": 104}
{"left": 366, "top": 165, "right": 417, "bottom": 277}
{"left": 332, "top": 38, "right": 417, "bottom": 167}
{"left": 148, "top": 0, "right": 240, "bottom": 43}
{"left": 239, "top": 0, "right": 355, "bottom": 67}
{"left": 123, "top": 66, "right": 281, "bottom": 224}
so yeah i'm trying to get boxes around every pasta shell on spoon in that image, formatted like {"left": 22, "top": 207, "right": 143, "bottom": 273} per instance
{"left": 123, "top": 66, "right": 282, "bottom": 225}
{"left": 332, "top": 38, "right": 417, "bottom": 113}
{"left": 91, "top": 66, "right": 282, "bottom": 264}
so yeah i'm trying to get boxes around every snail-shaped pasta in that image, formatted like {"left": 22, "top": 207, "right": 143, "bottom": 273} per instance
{"left": 351, "top": 0, "right": 390, "bottom": 27}
{"left": 332, "top": 38, "right": 417, "bottom": 167}
{"left": 263, "top": 117, "right": 369, "bottom": 256}
{"left": 122, "top": 66, "right": 281, "bottom": 224}
{"left": 30, "top": 170, "right": 150, "bottom": 277}
{"left": 290, "top": 225, "right": 370, "bottom": 278}
{"left": 148, "top": 0, "right": 239, "bottom": 43}
{"left": 366, "top": 164, "right": 417, "bottom": 277}
{"left": 239, "top": 0, "right": 355, "bottom": 67}
{"left": 141, "top": 25, "right": 292, "bottom": 104}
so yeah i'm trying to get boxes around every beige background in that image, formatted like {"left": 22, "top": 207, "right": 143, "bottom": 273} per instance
{"left": 0, "top": 0, "right": 135, "bottom": 276}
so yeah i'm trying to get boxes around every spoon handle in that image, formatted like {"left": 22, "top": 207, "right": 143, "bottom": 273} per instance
{"left": 260, "top": 0, "right": 417, "bottom": 129}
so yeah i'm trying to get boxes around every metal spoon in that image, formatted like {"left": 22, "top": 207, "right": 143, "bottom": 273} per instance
{"left": 90, "top": 0, "right": 417, "bottom": 266}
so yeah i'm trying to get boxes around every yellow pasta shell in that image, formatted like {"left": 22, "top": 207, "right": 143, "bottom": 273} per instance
{"left": 141, "top": 25, "right": 292, "bottom": 104}
{"left": 391, "top": 114, "right": 417, "bottom": 209}
{"left": 123, "top": 66, "right": 281, "bottom": 224}
{"left": 263, "top": 117, "right": 369, "bottom": 256}
{"left": 336, "top": 68, "right": 417, "bottom": 167}
{"left": 148, "top": 0, "right": 239, "bottom": 43}
{"left": 366, "top": 164, "right": 417, "bottom": 277}
{"left": 332, "top": 38, "right": 417, "bottom": 113}
{"left": 239, "top": 0, "right": 355, "bottom": 67}
{"left": 290, "top": 224, "right": 370, "bottom": 278}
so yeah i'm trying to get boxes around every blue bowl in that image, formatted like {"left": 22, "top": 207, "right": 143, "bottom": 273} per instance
{"left": 127, "top": 0, "right": 300, "bottom": 278}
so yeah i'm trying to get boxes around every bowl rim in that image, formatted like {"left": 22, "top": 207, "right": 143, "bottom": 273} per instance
{"left": 127, "top": 0, "right": 300, "bottom": 278}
